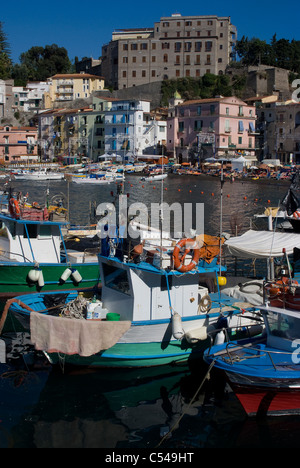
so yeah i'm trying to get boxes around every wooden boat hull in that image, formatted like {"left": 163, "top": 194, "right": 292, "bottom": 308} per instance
{"left": 229, "top": 381, "right": 300, "bottom": 416}
{"left": 204, "top": 341, "right": 300, "bottom": 417}
{"left": 7, "top": 290, "right": 259, "bottom": 368}
{"left": 0, "top": 263, "right": 100, "bottom": 304}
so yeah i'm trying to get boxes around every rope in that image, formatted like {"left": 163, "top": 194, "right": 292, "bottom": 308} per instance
{"left": 156, "top": 359, "right": 216, "bottom": 447}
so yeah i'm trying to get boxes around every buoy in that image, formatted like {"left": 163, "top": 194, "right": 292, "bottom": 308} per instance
{"left": 60, "top": 268, "right": 72, "bottom": 283}
{"left": 201, "top": 191, "right": 204, "bottom": 194}
{"left": 211, "top": 193, "right": 214, "bottom": 196}
{"left": 38, "top": 270, "right": 44, "bottom": 288}
{"left": 72, "top": 269, "right": 82, "bottom": 284}
{"left": 267, "top": 200, "right": 271, "bottom": 204}
{"left": 185, "top": 327, "right": 208, "bottom": 344}
{"left": 28, "top": 269, "right": 40, "bottom": 282}
{"left": 215, "top": 276, "right": 227, "bottom": 286}
{"left": 172, "top": 313, "right": 184, "bottom": 340}
{"left": 244, "top": 196, "right": 247, "bottom": 200}
{"left": 227, "top": 194, "right": 230, "bottom": 198}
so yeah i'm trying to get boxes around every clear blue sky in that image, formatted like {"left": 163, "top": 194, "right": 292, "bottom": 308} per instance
{"left": 2, "top": 0, "right": 299, "bottom": 64}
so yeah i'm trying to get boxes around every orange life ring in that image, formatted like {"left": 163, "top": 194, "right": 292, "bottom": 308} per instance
{"left": 293, "top": 211, "right": 300, "bottom": 218}
{"left": 9, "top": 198, "right": 21, "bottom": 219}
{"left": 173, "top": 238, "right": 200, "bottom": 272}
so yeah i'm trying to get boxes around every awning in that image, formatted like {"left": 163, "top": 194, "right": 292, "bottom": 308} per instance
{"left": 224, "top": 229, "right": 300, "bottom": 258}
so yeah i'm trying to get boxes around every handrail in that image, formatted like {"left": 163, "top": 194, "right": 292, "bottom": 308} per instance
{"left": 209, "top": 337, "right": 296, "bottom": 372}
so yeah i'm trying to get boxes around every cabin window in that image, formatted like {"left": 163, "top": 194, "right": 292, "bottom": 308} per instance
{"left": 24, "top": 224, "right": 38, "bottom": 239}
{"left": 267, "top": 311, "right": 300, "bottom": 341}
{"left": 3, "top": 220, "right": 16, "bottom": 238}
{"left": 161, "top": 275, "right": 173, "bottom": 291}
{"left": 39, "top": 226, "right": 52, "bottom": 238}
{"left": 102, "top": 263, "right": 131, "bottom": 295}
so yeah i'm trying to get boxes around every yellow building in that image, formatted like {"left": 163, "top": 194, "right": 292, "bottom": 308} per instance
{"left": 44, "top": 73, "right": 105, "bottom": 108}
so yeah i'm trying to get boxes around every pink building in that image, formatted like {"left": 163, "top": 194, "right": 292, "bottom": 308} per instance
{"left": 0, "top": 125, "right": 38, "bottom": 163}
{"left": 167, "top": 96, "right": 257, "bottom": 164}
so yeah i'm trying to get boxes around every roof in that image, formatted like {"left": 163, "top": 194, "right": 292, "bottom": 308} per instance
{"left": 51, "top": 73, "right": 104, "bottom": 80}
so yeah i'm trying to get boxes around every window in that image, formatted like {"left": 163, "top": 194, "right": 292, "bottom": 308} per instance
{"left": 131, "top": 43, "right": 137, "bottom": 50}
{"left": 194, "top": 120, "right": 203, "bottom": 131}
{"left": 102, "top": 263, "right": 131, "bottom": 296}
{"left": 195, "top": 42, "right": 202, "bottom": 52}
{"left": 142, "top": 70, "right": 146, "bottom": 77}
{"left": 197, "top": 106, "right": 202, "bottom": 115}
{"left": 179, "top": 121, "right": 184, "bottom": 132}
{"left": 205, "top": 41, "right": 212, "bottom": 51}
{"left": 238, "top": 136, "right": 242, "bottom": 144}
{"left": 123, "top": 44, "right": 128, "bottom": 50}
{"left": 175, "top": 42, "right": 182, "bottom": 52}
{"left": 140, "top": 43, "right": 148, "bottom": 50}
{"left": 163, "top": 54, "right": 168, "bottom": 63}
{"left": 152, "top": 56, "right": 156, "bottom": 62}
{"left": 132, "top": 71, "right": 136, "bottom": 77}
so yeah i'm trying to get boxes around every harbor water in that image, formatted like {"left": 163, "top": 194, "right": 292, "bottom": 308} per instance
{"left": 1, "top": 173, "right": 300, "bottom": 449}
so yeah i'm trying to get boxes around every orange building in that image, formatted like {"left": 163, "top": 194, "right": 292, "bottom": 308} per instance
{"left": 0, "top": 125, "right": 38, "bottom": 163}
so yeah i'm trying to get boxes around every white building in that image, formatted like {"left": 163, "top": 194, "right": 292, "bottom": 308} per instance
{"left": 13, "top": 82, "right": 49, "bottom": 113}
{"left": 104, "top": 99, "right": 167, "bottom": 159}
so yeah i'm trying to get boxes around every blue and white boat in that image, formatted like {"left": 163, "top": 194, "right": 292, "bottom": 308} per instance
{"left": 204, "top": 304, "right": 300, "bottom": 416}
{"left": 7, "top": 230, "right": 261, "bottom": 368}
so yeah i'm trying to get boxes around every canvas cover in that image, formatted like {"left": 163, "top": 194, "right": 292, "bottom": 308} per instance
{"left": 224, "top": 230, "right": 300, "bottom": 258}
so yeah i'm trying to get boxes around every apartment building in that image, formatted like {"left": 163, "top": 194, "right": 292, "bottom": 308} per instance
{"left": 0, "top": 125, "right": 38, "bottom": 163}
{"left": 256, "top": 99, "right": 300, "bottom": 164}
{"left": 167, "top": 96, "right": 257, "bottom": 163}
{"left": 44, "top": 73, "right": 105, "bottom": 107}
{"left": 13, "top": 82, "right": 50, "bottom": 113}
{"left": 104, "top": 99, "right": 167, "bottom": 159}
{"left": 101, "top": 13, "right": 237, "bottom": 90}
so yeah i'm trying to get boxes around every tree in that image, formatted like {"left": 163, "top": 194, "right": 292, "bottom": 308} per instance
{"left": 0, "top": 22, "right": 12, "bottom": 79}
{"left": 17, "top": 44, "right": 72, "bottom": 81}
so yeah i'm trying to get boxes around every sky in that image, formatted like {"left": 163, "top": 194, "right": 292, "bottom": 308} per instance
{"left": 2, "top": 0, "right": 300, "bottom": 64}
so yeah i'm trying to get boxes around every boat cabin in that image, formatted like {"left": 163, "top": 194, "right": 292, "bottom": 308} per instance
{"left": 99, "top": 255, "right": 202, "bottom": 322}
{"left": 0, "top": 213, "right": 65, "bottom": 264}
{"left": 261, "top": 306, "right": 300, "bottom": 352}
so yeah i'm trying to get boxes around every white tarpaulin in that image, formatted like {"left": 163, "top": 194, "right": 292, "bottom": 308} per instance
{"left": 224, "top": 230, "right": 300, "bottom": 258}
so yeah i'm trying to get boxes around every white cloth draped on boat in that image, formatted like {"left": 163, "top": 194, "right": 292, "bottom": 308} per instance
{"left": 30, "top": 312, "right": 131, "bottom": 357}
{"left": 224, "top": 229, "right": 300, "bottom": 258}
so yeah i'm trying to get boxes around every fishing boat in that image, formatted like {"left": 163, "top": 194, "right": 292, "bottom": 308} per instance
{"left": 72, "top": 175, "right": 112, "bottom": 185}
{"left": 204, "top": 304, "right": 300, "bottom": 417}
{"left": 6, "top": 229, "right": 261, "bottom": 368}
{"left": 141, "top": 173, "right": 168, "bottom": 182}
{"left": 12, "top": 168, "right": 64, "bottom": 181}
{"left": 0, "top": 192, "right": 100, "bottom": 305}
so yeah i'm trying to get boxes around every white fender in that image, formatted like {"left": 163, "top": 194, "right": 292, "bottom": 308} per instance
{"left": 172, "top": 313, "right": 184, "bottom": 340}
{"left": 60, "top": 268, "right": 72, "bottom": 282}
{"left": 28, "top": 269, "right": 40, "bottom": 282}
{"left": 38, "top": 270, "right": 44, "bottom": 288}
{"left": 185, "top": 327, "right": 208, "bottom": 344}
{"left": 72, "top": 269, "right": 82, "bottom": 284}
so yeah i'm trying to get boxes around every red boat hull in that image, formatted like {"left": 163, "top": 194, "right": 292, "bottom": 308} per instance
{"left": 232, "top": 384, "right": 300, "bottom": 417}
